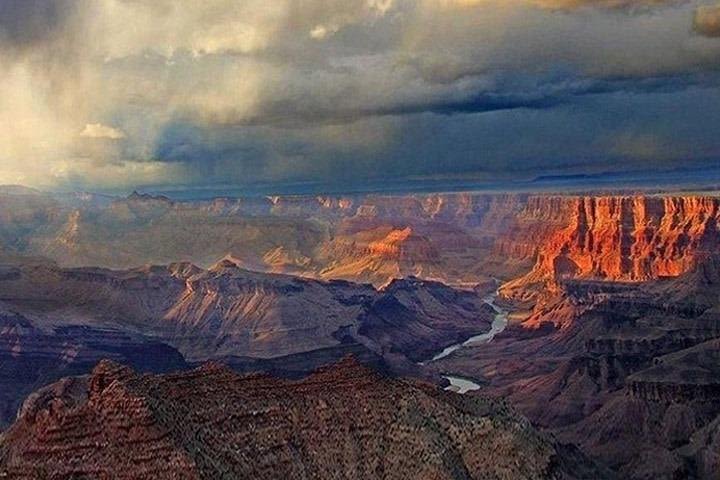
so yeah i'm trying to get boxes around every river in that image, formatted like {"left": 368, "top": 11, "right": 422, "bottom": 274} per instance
{"left": 422, "top": 285, "right": 510, "bottom": 394}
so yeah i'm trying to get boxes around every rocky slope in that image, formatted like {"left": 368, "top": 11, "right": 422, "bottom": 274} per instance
{"left": 0, "top": 301, "right": 187, "bottom": 429}
{"left": 0, "top": 358, "right": 605, "bottom": 479}
{"left": 0, "top": 258, "right": 494, "bottom": 429}
{"left": 4, "top": 188, "right": 720, "bottom": 477}
{"left": 0, "top": 258, "right": 493, "bottom": 361}
{"left": 436, "top": 255, "right": 720, "bottom": 479}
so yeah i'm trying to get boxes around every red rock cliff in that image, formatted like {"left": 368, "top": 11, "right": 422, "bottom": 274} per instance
{"left": 502, "top": 196, "right": 720, "bottom": 299}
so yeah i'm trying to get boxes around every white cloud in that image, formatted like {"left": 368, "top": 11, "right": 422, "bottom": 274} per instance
{"left": 310, "top": 25, "right": 335, "bottom": 39}
{"left": 80, "top": 123, "right": 126, "bottom": 140}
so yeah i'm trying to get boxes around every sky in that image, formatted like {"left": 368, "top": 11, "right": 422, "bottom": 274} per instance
{"left": 1, "top": 0, "right": 720, "bottom": 193}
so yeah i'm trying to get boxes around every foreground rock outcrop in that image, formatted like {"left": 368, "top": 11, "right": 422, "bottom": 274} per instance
{"left": 0, "top": 358, "right": 604, "bottom": 479}
{"left": 0, "top": 301, "right": 188, "bottom": 430}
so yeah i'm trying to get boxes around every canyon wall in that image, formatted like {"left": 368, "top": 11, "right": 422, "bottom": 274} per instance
{"left": 3, "top": 189, "right": 720, "bottom": 291}
{"left": 502, "top": 196, "right": 720, "bottom": 299}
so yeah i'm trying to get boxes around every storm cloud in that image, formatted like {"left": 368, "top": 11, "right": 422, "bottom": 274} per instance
{"left": 0, "top": 0, "right": 76, "bottom": 50}
{"left": 0, "top": 0, "right": 719, "bottom": 191}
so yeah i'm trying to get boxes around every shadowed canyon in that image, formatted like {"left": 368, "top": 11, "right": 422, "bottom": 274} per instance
{"left": 2, "top": 188, "right": 720, "bottom": 478}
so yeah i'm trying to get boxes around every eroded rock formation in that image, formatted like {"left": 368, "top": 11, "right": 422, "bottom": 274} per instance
{"left": 502, "top": 196, "right": 720, "bottom": 300}
{"left": 436, "top": 255, "right": 720, "bottom": 479}
{"left": 0, "top": 259, "right": 494, "bottom": 428}
{"left": 0, "top": 358, "right": 604, "bottom": 479}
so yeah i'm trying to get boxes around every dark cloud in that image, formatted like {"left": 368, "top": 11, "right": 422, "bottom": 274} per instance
{"left": 237, "top": 89, "right": 561, "bottom": 128}
{"left": 191, "top": 67, "right": 720, "bottom": 129}
{"left": 141, "top": 81, "right": 720, "bottom": 192}
{"left": 0, "top": 0, "right": 76, "bottom": 51}
{"left": 1, "top": 0, "right": 720, "bottom": 191}
{"left": 154, "top": 122, "right": 264, "bottom": 167}
{"left": 532, "top": 0, "right": 685, "bottom": 11}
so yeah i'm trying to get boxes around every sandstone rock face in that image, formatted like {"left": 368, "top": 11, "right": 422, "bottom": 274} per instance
{"left": 161, "top": 257, "right": 374, "bottom": 359}
{"left": 0, "top": 358, "right": 603, "bottom": 479}
{"left": 502, "top": 196, "right": 720, "bottom": 300}
{"left": 315, "top": 226, "right": 444, "bottom": 287}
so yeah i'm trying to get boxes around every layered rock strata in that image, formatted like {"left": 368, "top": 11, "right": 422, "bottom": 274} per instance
{"left": 0, "top": 358, "right": 605, "bottom": 479}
